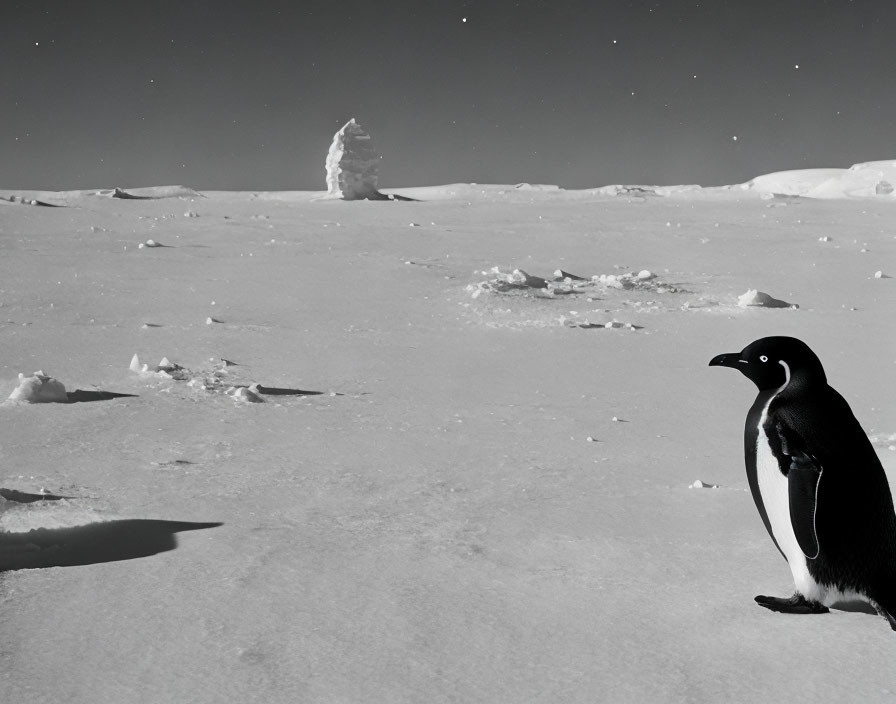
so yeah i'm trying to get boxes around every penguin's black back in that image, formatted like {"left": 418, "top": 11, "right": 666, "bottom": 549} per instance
{"left": 767, "top": 374, "right": 896, "bottom": 608}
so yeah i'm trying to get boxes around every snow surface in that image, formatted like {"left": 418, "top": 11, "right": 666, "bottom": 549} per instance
{"left": 1, "top": 166, "right": 896, "bottom": 702}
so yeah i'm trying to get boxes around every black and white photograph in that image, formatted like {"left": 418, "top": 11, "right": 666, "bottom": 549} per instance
{"left": 2, "top": 2, "right": 895, "bottom": 701}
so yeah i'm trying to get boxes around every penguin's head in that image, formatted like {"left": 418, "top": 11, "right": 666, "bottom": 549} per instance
{"left": 708, "top": 336, "right": 826, "bottom": 391}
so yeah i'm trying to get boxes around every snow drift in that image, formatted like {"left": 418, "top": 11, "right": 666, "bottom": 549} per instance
{"left": 743, "top": 160, "right": 896, "bottom": 199}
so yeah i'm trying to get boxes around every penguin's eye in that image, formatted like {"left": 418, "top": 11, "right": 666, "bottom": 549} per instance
{"left": 759, "top": 355, "right": 768, "bottom": 363}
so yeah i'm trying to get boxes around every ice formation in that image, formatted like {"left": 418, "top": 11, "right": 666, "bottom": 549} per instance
{"left": 129, "top": 354, "right": 191, "bottom": 379}
{"left": 325, "top": 119, "right": 383, "bottom": 200}
{"left": 7, "top": 371, "right": 68, "bottom": 403}
{"left": 468, "top": 266, "right": 678, "bottom": 299}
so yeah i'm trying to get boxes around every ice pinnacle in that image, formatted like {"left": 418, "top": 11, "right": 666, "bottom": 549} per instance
{"left": 325, "top": 119, "right": 383, "bottom": 200}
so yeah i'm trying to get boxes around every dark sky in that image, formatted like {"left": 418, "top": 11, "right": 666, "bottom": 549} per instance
{"left": 2, "top": 1, "right": 893, "bottom": 190}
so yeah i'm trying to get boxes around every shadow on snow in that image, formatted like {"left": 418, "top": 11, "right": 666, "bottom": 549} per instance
{"left": 0, "top": 519, "right": 222, "bottom": 571}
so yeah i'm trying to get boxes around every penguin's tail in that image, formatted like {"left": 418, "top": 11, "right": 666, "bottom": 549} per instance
{"left": 880, "top": 605, "right": 896, "bottom": 632}
{"left": 871, "top": 595, "right": 896, "bottom": 632}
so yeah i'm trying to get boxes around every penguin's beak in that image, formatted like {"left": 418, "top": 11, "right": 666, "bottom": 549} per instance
{"left": 708, "top": 352, "right": 741, "bottom": 368}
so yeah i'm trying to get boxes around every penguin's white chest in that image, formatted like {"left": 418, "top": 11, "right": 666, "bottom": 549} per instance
{"left": 755, "top": 400, "right": 818, "bottom": 598}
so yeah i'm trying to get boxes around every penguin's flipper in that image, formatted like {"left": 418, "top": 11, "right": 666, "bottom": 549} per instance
{"left": 755, "top": 593, "right": 829, "bottom": 614}
{"left": 787, "top": 450, "right": 823, "bottom": 560}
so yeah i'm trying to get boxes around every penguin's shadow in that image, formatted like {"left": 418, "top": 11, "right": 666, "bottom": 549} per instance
{"left": 0, "top": 519, "right": 222, "bottom": 571}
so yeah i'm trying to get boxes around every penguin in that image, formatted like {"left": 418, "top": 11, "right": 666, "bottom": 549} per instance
{"left": 709, "top": 336, "right": 896, "bottom": 630}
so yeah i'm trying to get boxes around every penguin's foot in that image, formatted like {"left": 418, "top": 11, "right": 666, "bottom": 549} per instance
{"left": 754, "top": 593, "right": 830, "bottom": 614}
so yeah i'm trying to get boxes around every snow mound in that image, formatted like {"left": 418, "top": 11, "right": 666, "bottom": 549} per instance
{"left": 743, "top": 160, "right": 896, "bottom": 199}
{"left": 737, "top": 289, "right": 798, "bottom": 309}
{"left": 689, "top": 480, "right": 719, "bottom": 489}
{"left": 96, "top": 185, "right": 205, "bottom": 199}
{"left": 7, "top": 371, "right": 68, "bottom": 403}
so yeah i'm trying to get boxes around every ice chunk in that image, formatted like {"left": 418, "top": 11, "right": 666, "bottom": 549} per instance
{"left": 227, "top": 386, "right": 265, "bottom": 403}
